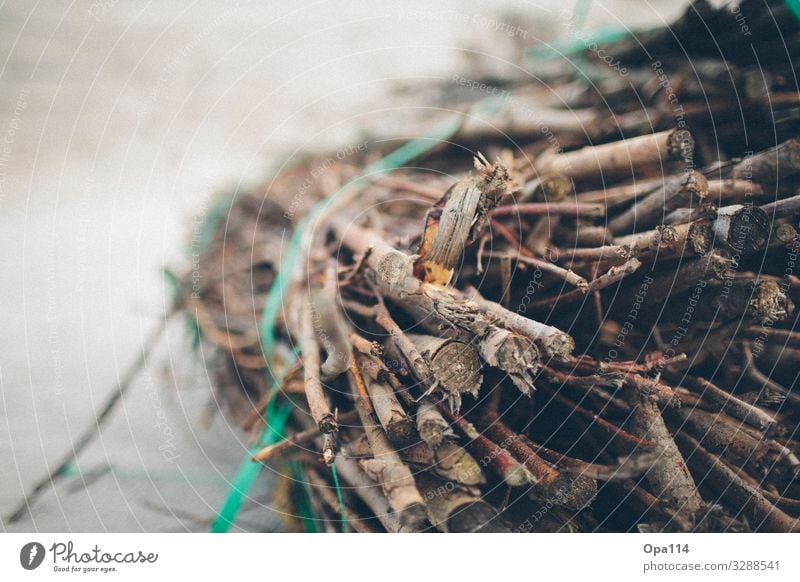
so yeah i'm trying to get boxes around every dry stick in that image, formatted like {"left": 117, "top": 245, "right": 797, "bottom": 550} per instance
{"left": 416, "top": 397, "right": 454, "bottom": 448}
{"left": 333, "top": 218, "right": 415, "bottom": 291}
{"left": 369, "top": 257, "right": 550, "bottom": 399}
{"left": 558, "top": 244, "right": 630, "bottom": 265}
{"left": 458, "top": 102, "right": 598, "bottom": 141}
{"left": 668, "top": 407, "right": 797, "bottom": 485}
{"left": 336, "top": 219, "right": 576, "bottom": 363}
{"left": 614, "top": 225, "right": 680, "bottom": 259}
{"left": 617, "top": 219, "right": 712, "bottom": 262}
{"left": 6, "top": 318, "right": 168, "bottom": 523}
{"left": 620, "top": 480, "right": 694, "bottom": 532}
{"left": 339, "top": 245, "right": 373, "bottom": 286}
{"left": 407, "top": 333, "right": 483, "bottom": 410}
{"left": 472, "top": 413, "right": 560, "bottom": 487}
{"left": 761, "top": 192, "right": 800, "bottom": 217}
{"left": 531, "top": 443, "right": 659, "bottom": 482}
{"left": 534, "top": 128, "right": 694, "bottom": 182}
{"left": 719, "top": 413, "right": 797, "bottom": 465}
{"left": 363, "top": 260, "right": 541, "bottom": 399}
{"left": 557, "top": 224, "right": 613, "bottom": 247}
{"left": 731, "top": 138, "right": 800, "bottom": 185}
{"left": 768, "top": 223, "right": 798, "bottom": 249}
{"left": 252, "top": 410, "right": 359, "bottom": 463}
{"left": 312, "top": 261, "right": 352, "bottom": 380}
{"left": 664, "top": 203, "right": 717, "bottom": 226}
{"left": 519, "top": 173, "right": 573, "bottom": 202}
{"left": 186, "top": 297, "right": 259, "bottom": 350}
{"left": 348, "top": 356, "right": 374, "bottom": 416}
{"left": 712, "top": 204, "right": 771, "bottom": 254}
{"left": 476, "top": 327, "right": 541, "bottom": 396}
{"left": 543, "top": 387, "right": 656, "bottom": 452}
{"left": 694, "top": 275, "right": 794, "bottom": 324}
{"left": 334, "top": 455, "right": 403, "bottom": 533}
{"left": 415, "top": 156, "right": 509, "bottom": 285}
{"left": 349, "top": 376, "right": 427, "bottom": 530}
{"left": 705, "top": 178, "right": 765, "bottom": 202}
{"left": 524, "top": 212, "right": 560, "bottom": 256}
{"left": 365, "top": 173, "right": 444, "bottom": 201}
{"left": 499, "top": 255, "right": 513, "bottom": 308}
{"left": 348, "top": 434, "right": 484, "bottom": 487}
{"left": 360, "top": 359, "right": 417, "bottom": 447}
{"left": 623, "top": 374, "right": 681, "bottom": 409}
{"left": 490, "top": 216, "right": 531, "bottom": 255}
{"left": 484, "top": 250, "right": 588, "bottom": 290}
{"left": 745, "top": 327, "right": 800, "bottom": 350}
{"left": 492, "top": 201, "right": 605, "bottom": 218}
{"left": 426, "top": 440, "right": 485, "bottom": 486}
{"left": 575, "top": 175, "right": 668, "bottom": 205}
{"left": 647, "top": 252, "right": 731, "bottom": 304}
{"left": 368, "top": 296, "right": 433, "bottom": 387}
{"left": 742, "top": 342, "right": 800, "bottom": 406}
{"left": 488, "top": 217, "right": 567, "bottom": 296}
{"left": 540, "top": 366, "right": 630, "bottom": 412}
{"left": 440, "top": 406, "right": 535, "bottom": 487}
{"left": 464, "top": 286, "right": 575, "bottom": 360}
{"left": 306, "top": 467, "right": 373, "bottom": 533}
{"left": 729, "top": 464, "right": 800, "bottom": 514}
{"left": 626, "top": 385, "right": 702, "bottom": 527}
{"left": 608, "top": 170, "right": 709, "bottom": 235}
{"left": 349, "top": 331, "right": 382, "bottom": 357}
{"left": 557, "top": 354, "right": 654, "bottom": 375}
{"left": 414, "top": 472, "right": 507, "bottom": 532}
{"left": 674, "top": 432, "right": 799, "bottom": 532}
{"left": 240, "top": 361, "right": 301, "bottom": 434}
{"left": 299, "top": 297, "right": 337, "bottom": 434}
{"left": 690, "top": 377, "right": 777, "bottom": 434}
{"left": 530, "top": 258, "right": 642, "bottom": 310}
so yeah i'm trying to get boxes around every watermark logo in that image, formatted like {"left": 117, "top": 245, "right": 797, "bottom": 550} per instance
{"left": 20, "top": 542, "right": 46, "bottom": 570}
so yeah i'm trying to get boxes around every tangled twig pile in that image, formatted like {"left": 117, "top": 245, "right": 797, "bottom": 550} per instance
{"left": 176, "top": 0, "right": 800, "bottom": 532}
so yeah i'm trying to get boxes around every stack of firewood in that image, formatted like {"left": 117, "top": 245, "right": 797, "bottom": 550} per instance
{"left": 176, "top": 0, "right": 800, "bottom": 532}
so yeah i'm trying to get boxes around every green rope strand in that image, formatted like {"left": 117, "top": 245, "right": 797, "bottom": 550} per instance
{"left": 786, "top": 0, "right": 800, "bottom": 23}
{"left": 330, "top": 464, "right": 348, "bottom": 533}
{"left": 210, "top": 394, "right": 293, "bottom": 533}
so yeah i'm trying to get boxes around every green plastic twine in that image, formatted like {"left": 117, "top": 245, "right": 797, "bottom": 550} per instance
{"left": 290, "top": 460, "right": 319, "bottom": 533}
{"left": 786, "top": 0, "right": 800, "bottom": 23}
{"left": 528, "top": 25, "right": 631, "bottom": 62}
{"left": 528, "top": 0, "right": 631, "bottom": 71}
{"left": 210, "top": 393, "right": 294, "bottom": 533}
{"left": 330, "top": 464, "right": 348, "bottom": 533}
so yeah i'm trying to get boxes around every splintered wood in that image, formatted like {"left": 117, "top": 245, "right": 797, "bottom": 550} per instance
{"left": 178, "top": 0, "right": 800, "bottom": 532}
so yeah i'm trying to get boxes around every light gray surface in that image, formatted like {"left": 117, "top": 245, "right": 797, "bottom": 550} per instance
{"left": 0, "top": 0, "right": 685, "bottom": 532}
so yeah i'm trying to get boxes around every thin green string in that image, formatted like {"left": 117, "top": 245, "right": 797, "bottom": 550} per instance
{"left": 528, "top": 0, "right": 628, "bottom": 68}
{"left": 290, "top": 461, "right": 319, "bottom": 533}
{"left": 571, "top": 0, "right": 592, "bottom": 30}
{"left": 330, "top": 464, "right": 348, "bottom": 533}
{"left": 210, "top": 393, "right": 294, "bottom": 533}
{"left": 528, "top": 25, "right": 631, "bottom": 62}
{"left": 786, "top": 0, "right": 800, "bottom": 23}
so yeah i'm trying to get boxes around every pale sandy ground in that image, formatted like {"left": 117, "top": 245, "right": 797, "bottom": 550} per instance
{"left": 0, "top": 0, "right": 685, "bottom": 532}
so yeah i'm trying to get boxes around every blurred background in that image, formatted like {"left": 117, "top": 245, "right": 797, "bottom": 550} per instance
{"left": 0, "top": 0, "right": 686, "bottom": 532}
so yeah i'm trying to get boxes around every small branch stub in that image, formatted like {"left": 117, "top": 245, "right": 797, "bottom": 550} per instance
{"left": 415, "top": 155, "right": 511, "bottom": 285}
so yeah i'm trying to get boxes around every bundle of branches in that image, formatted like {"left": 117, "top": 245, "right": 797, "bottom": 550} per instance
{"left": 174, "top": 3, "right": 800, "bottom": 532}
